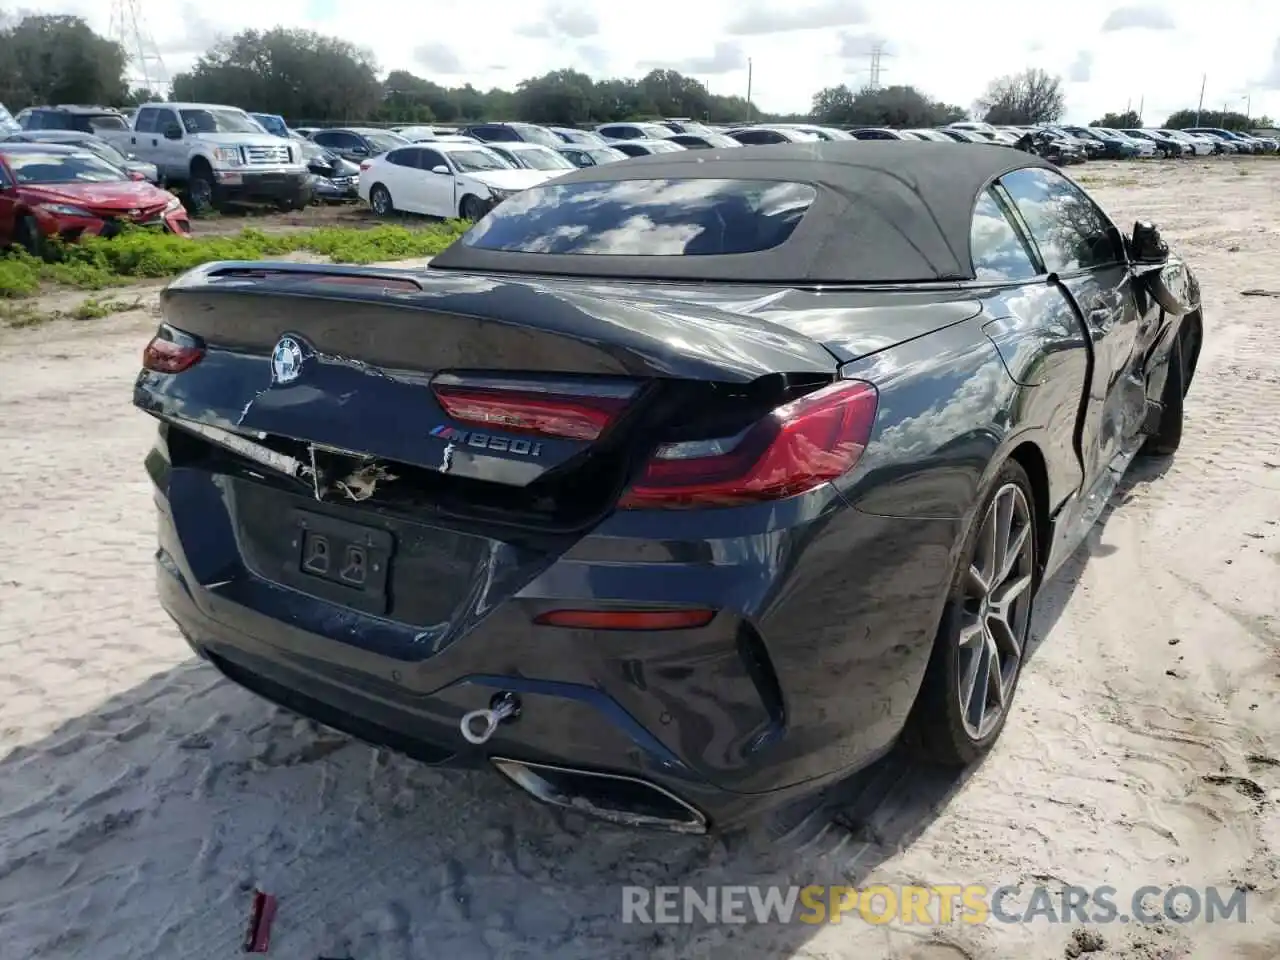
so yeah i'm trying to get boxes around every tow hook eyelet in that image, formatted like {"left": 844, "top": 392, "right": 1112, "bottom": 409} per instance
{"left": 459, "top": 691, "right": 522, "bottom": 745}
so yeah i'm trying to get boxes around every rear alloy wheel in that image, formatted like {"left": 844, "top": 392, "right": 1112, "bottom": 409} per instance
{"left": 369, "top": 184, "right": 393, "bottom": 217}
{"left": 907, "top": 461, "right": 1037, "bottom": 765}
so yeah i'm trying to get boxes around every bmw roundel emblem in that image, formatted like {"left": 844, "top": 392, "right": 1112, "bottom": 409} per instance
{"left": 271, "top": 335, "right": 305, "bottom": 384}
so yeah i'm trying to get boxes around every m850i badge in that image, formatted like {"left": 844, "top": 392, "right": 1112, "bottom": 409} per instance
{"left": 430, "top": 425, "right": 544, "bottom": 457}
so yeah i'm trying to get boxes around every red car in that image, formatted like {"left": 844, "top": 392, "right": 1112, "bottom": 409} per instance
{"left": 0, "top": 142, "right": 190, "bottom": 252}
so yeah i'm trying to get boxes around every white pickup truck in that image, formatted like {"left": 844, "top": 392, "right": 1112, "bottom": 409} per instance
{"left": 99, "top": 101, "right": 310, "bottom": 213}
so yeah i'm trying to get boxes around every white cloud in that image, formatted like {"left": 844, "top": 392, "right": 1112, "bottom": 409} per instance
{"left": 1068, "top": 51, "right": 1095, "bottom": 83}
{"left": 1101, "top": 4, "right": 1176, "bottom": 31}
{"left": 10, "top": 0, "right": 1280, "bottom": 125}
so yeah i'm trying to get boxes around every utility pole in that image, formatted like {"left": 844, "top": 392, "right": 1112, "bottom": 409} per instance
{"left": 745, "top": 58, "right": 753, "bottom": 123}
{"left": 868, "top": 41, "right": 889, "bottom": 90}
{"left": 1137, "top": 95, "right": 1144, "bottom": 124}
{"left": 1244, "top": 93, "right": 1251, "bottom": 127}
{"left": 1220, "top": 101, "right": 1228, "bottom": 126}
{"left": 109, "top": 0, "right": 170, "bottom": 97}
{"left": 1194, "top": 74, "right": 1206, "bottom": 126}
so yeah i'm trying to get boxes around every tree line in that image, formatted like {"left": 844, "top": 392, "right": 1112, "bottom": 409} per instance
{"left": 0, "top": 12, "right": 1270, "bottom": 131}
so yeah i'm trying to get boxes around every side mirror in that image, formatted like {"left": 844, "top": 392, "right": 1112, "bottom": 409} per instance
{"left": 431, "top": 164, "right": 449, "bottom": 175}
{"left": 163, "top": 124, "right": 183, "bottom": 140}
{"left": 1130, "top": 220, "right": 1168, "bottom": 264}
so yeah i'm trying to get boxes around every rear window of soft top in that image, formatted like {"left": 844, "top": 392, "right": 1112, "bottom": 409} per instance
{"left": 461, "top": 177, "right": 817, "bottom": 256}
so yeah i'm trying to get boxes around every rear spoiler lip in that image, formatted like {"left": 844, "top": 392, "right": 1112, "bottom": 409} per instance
{"left": 159, "top": 260, "right": 844, "bottom": 383}
{"left": 166, "top": 259, "right": 427, "bottom": 291}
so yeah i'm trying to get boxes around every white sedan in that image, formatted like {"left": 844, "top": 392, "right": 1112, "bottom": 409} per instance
{"left": 358, "top": 141, "right": 559, "bottom": 220}
{"left": 1157, "top": 129, "right": 1219, "bottom": 156}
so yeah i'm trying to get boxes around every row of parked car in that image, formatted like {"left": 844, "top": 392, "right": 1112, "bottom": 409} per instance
{"left": 271, "top": 116, "right": 1273, "bottom": 220}
{"left": 2, "top": 99, "right": 1275, "bottom": 254}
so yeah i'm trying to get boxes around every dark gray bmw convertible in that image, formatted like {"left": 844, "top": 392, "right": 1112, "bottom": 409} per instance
{"left": 134, "top": 141, "right": 1203, "bottom": 833}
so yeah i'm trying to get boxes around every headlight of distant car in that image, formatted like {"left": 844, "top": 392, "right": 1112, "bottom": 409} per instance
{"left": 487, "top": 186, "right": 517, "bottom": 201}
{"left": 37, "top": 203, "right": 95, "bottom": 218}
{"left": 212, "top": 146, "right": 242, "bottom": 166}
{"left": 164, "top": 194, "right": 184, "bottom": 213}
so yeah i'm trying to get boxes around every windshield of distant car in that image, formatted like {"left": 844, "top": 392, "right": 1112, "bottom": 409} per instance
{"left": 77, "top": 139, "right": 130, "bottom": 166}
{"left": 364, "top": 131, "right": 408, "bottom": 153}
{"left": 179, "top": 109, "right": 263, "bottom": 134}
{"left": 396, "top": 126, "right": 436, "bottom": 141}
{"left": 4, "top": 150, "right": 127, "bottom": 184}
{"left": 448, "top": 148, "right": 513, "bottom": 173}
{"left": 558, "top": 129, "right": 606, "bottom": 145}
{"left": 582, "top": 147, "right": 627, "bottom": 163}
{"left": 508, "top": 146, "right": 575, "bottom": 170}
{"left": 642, "top": 140, "right": 684, "bottom": 152}
{"left": 251, "top": 114, "right": 288, "bottom": 137}
{"left": 464, "top": 178, "right": 816, "bottom": 256}
{"left": 508, "top": 125, "right": 562, "bottom": 148}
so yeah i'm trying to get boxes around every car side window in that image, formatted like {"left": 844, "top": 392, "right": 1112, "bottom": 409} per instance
{"left": 158, "top": 109, "right": 181, "bottom": 134}
{"left": 998, "top": 166, "right": 1121, "bottom": 274}
{"left": 970, "top": 189, "right": 1039, "bottom": 281}
{"left": 417, "top": 148, "right": 447, "bottom": 171}
{"left": 134, "top": 108, "right": 156, "bottom": 133}
{"left": 384, "top": 148, "right": 414, "bottom": 167}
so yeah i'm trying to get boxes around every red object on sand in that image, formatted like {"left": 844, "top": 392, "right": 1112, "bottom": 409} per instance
{"left": 243, "top": 890, "right": 278, "bottom": 953}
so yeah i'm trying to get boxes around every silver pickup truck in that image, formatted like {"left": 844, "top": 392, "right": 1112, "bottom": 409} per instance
{"left": 100, "top": 101, "right": 310, "bottom": 213}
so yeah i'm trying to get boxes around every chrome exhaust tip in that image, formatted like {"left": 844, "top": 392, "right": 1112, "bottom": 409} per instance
{"left": 491, "top": 758, "right": 708, "bottom": 835}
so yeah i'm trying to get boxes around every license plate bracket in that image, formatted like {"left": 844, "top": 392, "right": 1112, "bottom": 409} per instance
{"left": 284, "top": 510, "right": 394, "bottom": 615}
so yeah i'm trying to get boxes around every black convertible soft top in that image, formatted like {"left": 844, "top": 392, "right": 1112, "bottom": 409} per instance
{"left": 429, "top": 141, "right": 1056, "bottom": 284}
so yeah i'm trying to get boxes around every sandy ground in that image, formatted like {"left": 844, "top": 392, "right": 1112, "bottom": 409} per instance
{"left": 0, "top": 158, "right": 1277, "bottom": 960}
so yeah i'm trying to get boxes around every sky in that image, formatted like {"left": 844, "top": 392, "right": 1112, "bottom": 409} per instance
{"left": 20, "top": 0, "right": 1280, "bottom": 125}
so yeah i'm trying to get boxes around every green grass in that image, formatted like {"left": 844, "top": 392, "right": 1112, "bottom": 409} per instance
{"left": 1, "top": 294, "right": 146, "bottom": 329}
{"left": 0, "top": 220, "right": 470, "bottom": 300}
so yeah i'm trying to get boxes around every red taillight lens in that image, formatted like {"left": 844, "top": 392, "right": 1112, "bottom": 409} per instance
{"left": 534, "top": 608, "right": 716, "bottom": 630}
{"left": 142, "top": 336, "right": 204, "bottom": 373}
{"left": 619, "top": 379, "right": 878, "bottom": 509}
{"left": 359, "top": 161, "right": 372, "bottom": 171}
{"left": 432, "top": 381, "right": 631, "bottom": 441}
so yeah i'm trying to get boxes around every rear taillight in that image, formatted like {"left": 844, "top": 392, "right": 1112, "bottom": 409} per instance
{"left": 619, "top": 379, "right": 878, "bottom": 509}
{"left": 431, "top": 374, "right": 636, "bottom": 441}
{"left": 142, "top": 333, "right": 204, "bottom": 373}
{"left": 534, "top": 608, "right": 716, "bottom": 631}
{"left": 359, "top": 161, "right": 371, "bottom": 171}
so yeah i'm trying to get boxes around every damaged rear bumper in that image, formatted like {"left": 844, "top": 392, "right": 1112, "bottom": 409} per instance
{"left": 144, "top": 419, "right": 956, "bottom": 832}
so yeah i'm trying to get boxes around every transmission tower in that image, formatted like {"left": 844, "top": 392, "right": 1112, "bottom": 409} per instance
{"left": 109, "top": 0, "right": 170, "bottom": 98}
{"left": 867, "top": 41, "right": 889, "bottom": 90}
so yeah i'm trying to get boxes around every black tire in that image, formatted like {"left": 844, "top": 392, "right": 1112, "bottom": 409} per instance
{"left": 905, "top": 459, "right": 1038, "bottom": 767}
{"left": 1141, "top": 325, "right": 1186, "bottom": 457}
{"left": 368, "top": 184, "right": 393, "bottom": 217}
{"left": 186, "top": 162, "right": 218, "bottom": 216}
{"left": 14, "top": 215, "right": 43, "bottom": 258}
{"left": 460, "top": 194, "right": 487, "bottom": 221}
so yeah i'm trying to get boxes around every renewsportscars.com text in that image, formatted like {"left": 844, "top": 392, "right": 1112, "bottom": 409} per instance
{"left": 621, "top": 884, "right": 1248, "bottom": 926}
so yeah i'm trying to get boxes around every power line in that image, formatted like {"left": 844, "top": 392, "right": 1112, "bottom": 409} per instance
{"left": 109, "top": 0, "right": 170, "bottom": 97}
